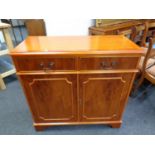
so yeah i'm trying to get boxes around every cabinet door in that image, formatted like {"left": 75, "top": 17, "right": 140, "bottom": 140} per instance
{"left": 19, "top": 74, "right": 77, "bottom": 123}
{"left": 79, "top": 73, "right": 133, "bottom": 121}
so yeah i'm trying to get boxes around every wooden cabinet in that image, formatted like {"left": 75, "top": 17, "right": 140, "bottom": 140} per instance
{"left": 10, "top": 36, "right": 144, "bottom": 131}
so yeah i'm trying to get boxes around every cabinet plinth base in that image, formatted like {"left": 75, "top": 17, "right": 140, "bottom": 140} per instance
{"left": 110, "top": 123, "right": 122, "bottom": 128}
{"left": 33, "top": 121, "right": 122, "bottom": 131}
{"left": 34, "top": 126, "right": 46, "bottom": 131}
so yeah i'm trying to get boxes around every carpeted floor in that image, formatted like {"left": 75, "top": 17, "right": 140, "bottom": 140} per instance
{"left": 0, "top": 75, "right": 155, "bottom": 135}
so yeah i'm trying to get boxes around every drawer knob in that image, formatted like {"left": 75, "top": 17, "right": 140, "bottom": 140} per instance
{"left": 100, "top": 61, "right": 117, "bottom": 69}
{"left": 39, "top": 62, "right": 54, "bottom": 71}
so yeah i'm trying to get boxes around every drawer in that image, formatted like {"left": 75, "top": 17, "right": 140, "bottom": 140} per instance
{"left": 13, "top": 57, "right": 76, "bottom": 71}
{"left": 79, "top": 57, "right": 139, "bottom": 70}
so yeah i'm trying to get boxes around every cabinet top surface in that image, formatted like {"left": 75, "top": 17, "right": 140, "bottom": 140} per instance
{"left": 10, "top": 35, "right": 144, "bottom": 56}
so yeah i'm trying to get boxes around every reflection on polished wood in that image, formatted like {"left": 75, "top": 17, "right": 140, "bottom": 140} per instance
{"left": 10, "top": 36, "right": 144, "bottom": 131}
{"left": 11, "top": 35, "right": 143, "bottom": 55}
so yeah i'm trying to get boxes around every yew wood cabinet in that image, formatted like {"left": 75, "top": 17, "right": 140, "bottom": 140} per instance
{"left": 10, "top": 36, "right": 144, "bottom": 131}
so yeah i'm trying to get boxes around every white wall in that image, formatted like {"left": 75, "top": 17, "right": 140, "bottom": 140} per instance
{"left": 0, "top": 19, "right": 94, "bottom": 43}
{"left": 45, "top": 19, "right": 94, "bottom": 36}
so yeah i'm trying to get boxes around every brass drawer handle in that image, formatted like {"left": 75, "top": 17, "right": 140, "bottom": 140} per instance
{"left": 40, "top": 62, "right": 55, "bottom": 71}
{"left": 111, "top": 61, "right": 118, "bottom": 67}
{"left": 40, "top": 62, "right": 44, "bottom": 68}
{"left": 100, "top": 61, "right": 118, "bottom": 70}
{"left": 48, "top": 62, "right": 54, "bottom": 69}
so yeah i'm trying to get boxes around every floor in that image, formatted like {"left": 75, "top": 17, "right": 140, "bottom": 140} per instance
{"left": 0, "top": 75, "right": 155, "bottom": 135}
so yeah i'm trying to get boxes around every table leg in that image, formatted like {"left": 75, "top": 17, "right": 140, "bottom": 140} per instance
{"left": 0, "top": 75, "right": 6, "bottom": 90}
{"left": 2, "top": 29, "right": 14, "bottom": 50}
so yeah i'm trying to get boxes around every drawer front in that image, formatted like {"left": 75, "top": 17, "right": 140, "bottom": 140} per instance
{"left": 14, "top": 57, "right": 76, "bottom": 71}
{"left": 79, "top": 57, "right": 139, "bottom": 70}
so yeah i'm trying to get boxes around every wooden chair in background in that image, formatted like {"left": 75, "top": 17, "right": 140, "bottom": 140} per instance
{"left": 147, "top": 21, "right": 155, "bottom": 39}
{"left": 133, "top": 38, "right": 155, "bottom": 93}
{"left": 133, "top": 22, "right": 149, "bottom": 47}
{"left": 116, "top": 26, "right": 136, "bottom": 41}
{"left": 115, "top": 22, "right": 149, "bottom": 47}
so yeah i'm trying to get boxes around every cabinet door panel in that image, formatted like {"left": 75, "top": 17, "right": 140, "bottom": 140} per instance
{"left": 19, "top": 74, "right": 77, "bottom": 123}
{"left": 79, "top": 73, "right": 133, "bottom": 121}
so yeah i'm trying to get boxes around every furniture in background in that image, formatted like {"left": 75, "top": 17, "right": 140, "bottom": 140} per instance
{"left": 95, "top": 19, "right": 132, "bottom": 27}
{"left": 147, "top": 22, "right": 155, "bottom": 39}
{"left": 0, "top": 23, "right": 15, "bottom": 90}
{"left": 89, "top": 19, "right": 144, "bottom": 35}
{"left": 1, "top": 19, "right": 26, "bottom": 45}
{"left": 133, "top": 22, "right": 149, "bottom": 47}
{"left": 10, "top": 19, "right": 25, "bottom": 42}
{"left": 10, "top": 36, "right": 144, "bottom": 131}
{"left": 89, "top": 19, "right": 155, "bottom": 46}
{"left": 25, "top": 19, "right": 46, "bottom": 36}
{"left": 133, "top": 38, "right": 155, "bottom": 92}
{"left": 116, "top": 26, "right": 136, "bottom": 41}
{"left": 10, "top": 19, "right": 25, "bottom": 27}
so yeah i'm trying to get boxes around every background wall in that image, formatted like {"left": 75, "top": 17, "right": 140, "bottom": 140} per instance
{"left": 0, "top": 19, "right": 95, "bottom": 44}
{"left": 45, "top": 19, "right": 94, "bottom": 36}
